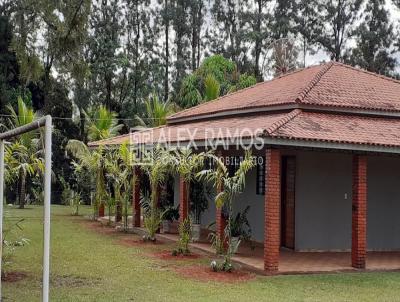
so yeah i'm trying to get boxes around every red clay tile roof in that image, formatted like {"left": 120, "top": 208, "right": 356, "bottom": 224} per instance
{"left": 268, "top": 110, "right": 400, "bottom": 148}
{"left": 89, "top": 109, "right": 400, "bottom": 150}
{"left": 90, "top": 62, "right": 400, "bottom": 152}
{"left": 167, "top": 62, "right": 400, "bottom": 122}
{"left": 89, "top": 113, "right": 288, "bottom": 146}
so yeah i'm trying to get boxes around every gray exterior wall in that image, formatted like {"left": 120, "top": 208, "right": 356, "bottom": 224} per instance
{"left": 367, "top": 156, "right": 400, "bottom": 250}
{"left": 294, "top": 151, "right": 352, "bottom": 251}
{"left": 231, "top": 168, "right": 265, "bottom": 241}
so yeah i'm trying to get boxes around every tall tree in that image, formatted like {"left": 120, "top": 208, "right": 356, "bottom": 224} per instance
{"left": 118, "top": 0, "right": 162, "bottom": 127}
{"left": 293, "top": 0, "right": 322, "bottom": 67}
{"left": 209, "top": 0, "right": 249, "bottom": 72}
{"left": 316, "top": 0, "right": 363, "bottom": 61}
{"left": 0, "top": 15, "right": 23, "bottom": 113}
{"left": 89, "top": 0, "right": 123, "bottom": 111}
{"left": 243, "top": 0, "right": 271, "bottom": 81}
{"left": 172, "top": 0, "right": 190, "bottom": 92}
{"left": 349, "top": 0, "right": 395, "bottom": 75}
{"left": 188, "top": 0, "right": 205, "bottom": 71}
{"left": 270, "top": 0, "right": 296, "bottom": 40}
{"left": 157, "top": 0, "right": 173, "bottom": 101}
{"left": 9, "top": 0, "right": 91, "bottom": 110}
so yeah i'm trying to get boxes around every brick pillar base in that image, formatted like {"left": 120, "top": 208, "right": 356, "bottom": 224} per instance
{"left": 352, "top": 155, "right": 367, "bottom": 269}
{"left": 133, "top": 167, "right": 141, "bottom": 227}
{"left": 98, "top": 203, "right": 105, "bottom": 217}
{"left": 264, "top": 148, "right": 281, "bottom": 272}
{"left": 179, "top": 177, "right": 188, "bottom": 223}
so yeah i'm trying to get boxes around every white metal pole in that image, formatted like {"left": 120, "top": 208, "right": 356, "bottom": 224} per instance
{"left": 42, "top": 116, "right": 52, "bottom": 302}
{"left": 0, "top": 140, "right": 4, "bottom": 302}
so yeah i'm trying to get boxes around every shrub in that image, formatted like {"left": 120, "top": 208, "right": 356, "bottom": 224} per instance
{"left": 172, "top": 217, "right": 192, "bottom": 256}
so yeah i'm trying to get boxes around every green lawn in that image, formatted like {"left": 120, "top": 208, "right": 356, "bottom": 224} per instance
{"left": 3, "top": 205, "right": 400, "bottom": 302}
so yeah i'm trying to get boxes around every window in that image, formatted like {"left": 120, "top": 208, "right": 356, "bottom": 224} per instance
{"left": 256, "top": 156, "right": 266, "bottom": 195}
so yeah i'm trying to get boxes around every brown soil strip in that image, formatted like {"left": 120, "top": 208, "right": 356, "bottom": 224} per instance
{"left": 3, "top": 271, "right": 27, "bottom": 283}
{"left": 149, "top": 250, "right": 202, "bottom": 260}
{"left": 174, "top": 265, "right": 255, "bottom": 283}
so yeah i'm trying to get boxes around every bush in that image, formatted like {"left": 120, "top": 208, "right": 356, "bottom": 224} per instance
{"left": 172, "top": 217, "right": 192, "bottom": 256}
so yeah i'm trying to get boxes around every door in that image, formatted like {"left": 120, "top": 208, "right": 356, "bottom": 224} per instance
{"left": 281, "top": 156, "right": 296, "bottom": 249}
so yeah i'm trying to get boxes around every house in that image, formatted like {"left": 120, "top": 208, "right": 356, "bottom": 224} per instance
{"left": 90, "top": 62, "right": 400, "bottom": 273}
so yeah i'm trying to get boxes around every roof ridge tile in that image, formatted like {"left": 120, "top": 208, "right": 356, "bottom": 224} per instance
{"left": 295, "top": 62, "right": 334, "bottom": 103}
{"left": 264, "top": 109, "right": 302, "bottom": 135}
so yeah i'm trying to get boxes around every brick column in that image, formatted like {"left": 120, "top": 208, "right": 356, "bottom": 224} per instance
{"left": 179, "top": 176, "right": 189, "bottom": 223}
{"left": 264, "top": 148, "right": 281, "bottom": 272}
{"left": 133, "top": 166, "right": 141, "bottom": 227}
{"left": 352, "top": 155, "right": 367, "bottom": 269}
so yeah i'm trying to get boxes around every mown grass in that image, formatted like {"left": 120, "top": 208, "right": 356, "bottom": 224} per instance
{"left": 3, "top": 205, "right": 400, "bottom": 302}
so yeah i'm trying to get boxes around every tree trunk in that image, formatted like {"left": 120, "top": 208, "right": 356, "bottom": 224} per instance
{"left": 79, "top": 107, "right": 86, "bottom": 142}
{"left": 115, "top": 190, "right": 122, "bottom": 222}
{"left": 164, "top": 0, "right": 169, "bottom": 102}
{"left": 19, "top": 171, "right": 26, "bottom": 209}
{"left": 254, "top": 0, "right": 262, "bottom": 81}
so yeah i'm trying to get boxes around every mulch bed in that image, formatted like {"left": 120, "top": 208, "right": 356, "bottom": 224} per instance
{"left": 3, "top": 271, "right": 28, "bottom": 283}
{"left": 149, "top": 250, "right": 202, "bottom": 260}
{"left": 174, "top": 265, "right": 255, "bottom": 283}
{"left": 118, "top": 238, "right": 165, "bottom": 247}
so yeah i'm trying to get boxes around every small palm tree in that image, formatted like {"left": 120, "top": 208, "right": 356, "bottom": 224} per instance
{"left": 66, "top": 140, "right": 107, "bottom": 218}
{"left": 6, "top": 97, "right": 37, "bottom": 147}
{"left": 140, "top": 147, "right": 172, "bottom": 240}
{"left": 135, "top": 94, "right": 175, "bottom": 127}
{"left": 85, "top": 105, "right": 123, "bottom": 142}
{"left": 6, "top": 142, "right": 44, "bottom": 208}
{"left": 105, "top": 143, "right": 134, "bottom": 226}
{"left": 197, "top": 151, "right": 255, "bottom": 270}
{"left": 5, "top": 97, "right": 44, "bottom": 208}
{"left": 171, "top": 148, "right": 210, "bottom": 217}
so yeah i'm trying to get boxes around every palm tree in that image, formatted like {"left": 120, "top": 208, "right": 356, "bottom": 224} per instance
{"left": 105, "top": 143, "right": 134, "bottom": 225}
{"left": 66, "top": 140, "right": 107, "bottom": 218}
{"left": 85, "top": 105, "right": 123, "bottom": 142}
{"left": 140, "top": 147, "right": 172, "bottom": 240}
{"left": 6, "top": 141, "right": 44, "bottom": 208}
{"left": 5, "top": 97, "right": 44, "bottom": 208}
{"left": 171, "top": 148, "right": 210, "bottom": 219}
{"left": 135, "top": 94, "right": 175, "bottom": 128}
{"left": 197, "top": 151, "right": 255, "bottom": 270}
{"left": 6, "top": 97, "right": 37, "bottom": 147}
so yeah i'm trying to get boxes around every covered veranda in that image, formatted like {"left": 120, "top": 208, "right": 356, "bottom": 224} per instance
{"left": 158, "top": 232, "right": 400, "bottom": 274}
{"left": 129, "top": 143, "right": 400, "bottom": 274}
{"left": 89, "top": 108, "right": 400, "bottom": 274}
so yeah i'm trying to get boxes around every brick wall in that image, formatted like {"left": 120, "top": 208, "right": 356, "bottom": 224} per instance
{"left": 352, "top": 155, "right": 367, "bottom": 269}
{"left": 264, "top": 148, "right": 281, "bottom": 272}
